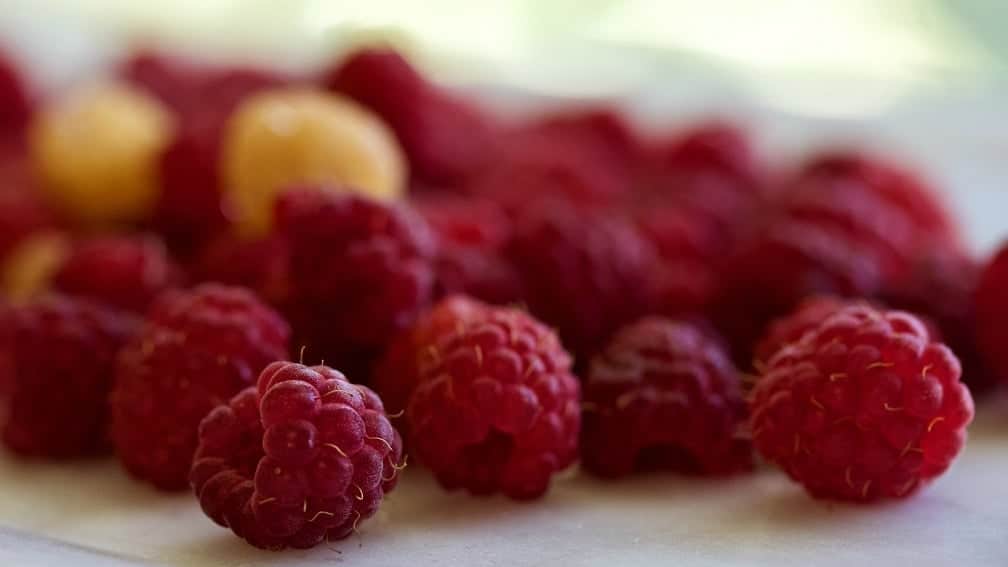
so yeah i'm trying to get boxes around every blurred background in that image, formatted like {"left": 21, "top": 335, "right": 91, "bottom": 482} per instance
{"left": 0, "top": 0, "right": 1005, "bottom": 246}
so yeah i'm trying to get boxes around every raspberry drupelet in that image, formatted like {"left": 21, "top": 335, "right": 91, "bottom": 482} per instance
{"left": 1, "top": 295, "right": 137, "bottom": 457}
{"left": 406, "top": 303, "right": 580, "bottom": 500}
{"left": 111, "top": 284, "right": 290, "bottom": 490}
{"left": 754, "top": 295, "right": 848, "bottom": 371}
{"left": 581, "top": 318, "right": 751, "bottom": 478}
{"left": 751, "top": 302, "right": 974, "bottom": 502}
{"left": 52, "top": 234, "right": 183, "bottom": 313}
{"left": 190, "top": 362, "right": 404, "bottom": 550}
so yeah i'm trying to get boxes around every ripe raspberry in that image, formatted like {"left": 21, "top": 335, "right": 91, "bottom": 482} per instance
{"left": 111, "top": 284, "right": 290, "bottom": 490}
{"left": 751, "top": 303, "right": 974, "bottom": 502}
{"left": 1, "top": 295, "right": 136, "bottom": 457}
{"left": 973, "top": 243, "right": 1008, "bottom": 388}
{"left": 192, "top": 233, "right": 290, "bottom": 306}
{"left": 190, "top": 361, "right": 403, "bottom": 550}
{"left": 407, "top": 304, "right": 580, "bottom": 499}
{"left": 416, "top": 196, "right": 522, "bottom": 304}
{"left": 52, "top": 234, "right": 183, "bottom": 313}
{"left": 276, "top": 188, "right": 435, "bottom": 372}
{"left": 324, "top": 47, "right": 496, "bottom": 187}
{"left": 508, "top": 204, "right": 657, "bottom": 358}
{"left": 373, "top": 295, "right": 490, "bottom": 420}
{"left": 0, "top": 183, "right": 57, "bottom": 262}
{"left": 795, "top": 151, "right": 961, "bottom": 246}
{"left": 643, "top": 121, "right": 762, "bottom": 191}
{"left": 754, "top": 296, "right": 848, "bottom": 370}
{"left": 0, "top": 52, "right": 32, "bottom": 137}
{"left": 581, "top": 318, "right": 751, "bottom": 478}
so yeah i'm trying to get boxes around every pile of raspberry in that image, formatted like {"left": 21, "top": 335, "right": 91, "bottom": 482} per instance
{"left": 0, "top": 43, "right": 1000, "bottom": 556}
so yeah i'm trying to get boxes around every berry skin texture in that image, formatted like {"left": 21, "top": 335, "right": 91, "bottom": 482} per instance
{"left": 406, "top": 304, "right": 580, "bottom": 500}
{"left": 1, "top": 295, "right": 137, "bottom": 457}
{"left": 581, "top": 318, "right": 751, "bottom": 478}
{"left": 751, "top": 303, "right": 974, "bottom": 502}
{"left": 974, "top": 243, "right": 1008, "bottom": 387}
{"left": 276, "top": 188, "right": 435, "bottom": 372}
{"left": 111, "top": 284, "right": 290, "bottom": 490}
{"left": 190, "top": 362, "right": 404, "bottom": 550}
{"left": 754, "top": 295, "right": 848, "bottom": 370}
{"left": 52, "top": 234, "right": 182, "bottom": 313}
{"left": 508, "top": 204, "right": 657, "bottom": 359}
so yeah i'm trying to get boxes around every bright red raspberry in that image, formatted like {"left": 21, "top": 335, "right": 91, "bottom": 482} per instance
{"left": 973, "top": 243, "right": 1008, "bottom": 387}
{"left": 508, "top": 204, "right": 657, "bottom": 359}
{"left": 111, "top": 284, "right": 290, "bottom": 490}
{"left": 795, "top": 151, "right": 961, "bottom": 246}
{"left": 192, "top": 233, "right": 290, "bottom": 306}
{"left": 581, "top": 318, "right": 751, "bottom": 478}
{"left": 190, "top": 361, "right": 404, "bottom": 550}
{"left": 52, "top": 234, "right": 183, "bottom": 313}
{"left": 1, "top": 295, "right": 136, "bottom": 457}
{"left": 406, "top": 304, "right": 580, "bottom": 499}
{"left": 416, "top": 196, "right": 522, "bottom": 304}
{"left": 754, "top": 296, "right": 848, "bottom": 370}
{"left": 324, "top": 47, "right": 496, "bottom": 188}
{"left": 0, "top": 52, "right": 32, "bottom": 137}
{"left": 751, "top": 303, "right": 973, "bottom": 502}
{"left": 276, "top": 188, "right": 435, "bottom": 372}
{"left": 373, "top": 295, "right": 490, "bottom": 420}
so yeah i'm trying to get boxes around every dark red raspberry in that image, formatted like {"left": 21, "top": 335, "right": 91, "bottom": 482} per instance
{"left": 714, "top": 219, "right": 884, "bottom": 364}
{"left": 190, "top": 361, "right": 403, "bottom": 550}
{"left": 643, "top": 121, "right": 762, "bottom": 191}
{"left": 52, "top": 234, "right": 183, "bottom": 313}
{"left": 416, "top": 196, "right": 522, "bottom": 304}
{"left": 751, "top": 303, "right": 973, "bottom": 502}
{"left": 0, "top": 52, "right": 32, "bottom": 138}
{"left": 324, "top": 47, "right": 496, "bottom": 188}
{"left": 0, "top": 183, "right": 57, "bottom": 262}
{"left": 373, "top": 295, "right": 490, "bottom": 420}
{"left": 1, "top": 295, "right": 136, "bottom": 457}
{"left": 794, "top": 151, "right": 961, "bottom": 246}
{"left": 973, "top": 243, "right": 1008, "bottom": 388}
{"left": 754, "top": 296, "right": 848, "bottom": 371}
{"left": 407, "top": 304, "right": 580, "bottom": 499}
{"left": 276, "top": 188, "right": 435, "bottom": 372}
{"left": 111, "top": 284, "right": 290, "bottom": 490}
{"left": 581, "top": 318, "right": 751, "bottom": 478}
{"left": 508, "top": 203, "right": 658, "bottom": 359}
{"left": 883, "top": 247, "right": 996, "bottom": 394}
{"left": 192, "top": 233, "right": 290, "bottom": 306}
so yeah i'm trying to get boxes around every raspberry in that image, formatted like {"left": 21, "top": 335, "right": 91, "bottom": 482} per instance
{"left": 373, "top": 295, "right": 490, "bottom": 420}
{"left": 0, "top": 183, "right": 57, "bottom": 262}
{"left": 276, "top": 188, "right": 435, "bottom": 372}
{"left": 0, "top": 52, "right": 32, "bottom": 137}
{"left": 754, "top": 296, "right": 848, "bottom": 370}
{"left": 508, "top": 204, "right": 657, "bottom": 358}
{"left": 324, "top": 47, "right": 496, "bottom": 187}
{"left": 751, "top": 303, "right": 973, "bottom": 502}
{"left": 1, "top": 295, "right": 136, "bottom": 457}
{"left": 581, "top": 318, "right": 751, "bottom": 478}
{"left": 883, "top": 247, "right": 996, "bottom": 394}
{"left": 795, "top": 151, "right": 961, "bottom": 246}
{"left": 111, "top": 284, "right": 290, "bottom": 490}
{"left": 416, "top": 196, "right": 522, "bottom": 304}
{"left": 406, "top": 304, "right": 580, "bottom": 499}
{"left": 973, "top": 243, "right": 1008, "bottom": 388}
{"left": 643, "top": 121, "right": 762, "bottom": 191}
{"left": 52, "top": 234, "right": 183, "bottom": 313}
{"left": 190, "top": 361, "right": 403, "bottom": 550}
{"left": 192, "top": 233, "right": 290, "bottom": 306}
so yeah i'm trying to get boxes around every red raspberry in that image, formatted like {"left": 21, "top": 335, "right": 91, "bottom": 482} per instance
{"left": 373, "top": 295, "right": 490, "bottom": 420}
{"left": 190, "top": 361, "right": 403, "bottom": 550}
{"left": 973, "top": 243, "right": 1008, "bottom": 387}
{"left": 714, "top": 219, "right": 884, "bottom": 363}
{"left": 754, "top": 296, "right": 848, "bottom": 370}
{"left": 407, "top": 304, "right": 580, "bottom": 499}
{"left": 883, "top": 247, "right": 996, "bottom": 394}
{"left": 795, "top": 151, "right": 961, "bottom": 246}
{"left": 276, "top": 188, "right": 435, "bottom": 372}
{"left": 52, "top": 234, "right": 183, "bottom": 313}
{"left": 581, "top": 318, "right": 751, "bottom": 478}
{"left": 416, "top": 196, "right": 522, "bottom": 304}
{"left": 508, "top": 203, "right": 658, "bottom": 359}
{"left": 1, "top": 295, "right": 136, "bottom": 457}
{"left": 192, "top": 233, "right": 290, "bottom": 306}
{"left": 324, "top": 47, "right": 496, "bottom": 187}
{"left": 643, "top": 121, "right": 762, "bottom": 191}
{"left": 0, "top": 183, "right": 57, "bottom": 262}
{"left": 751, "top": 303, "right": 973, "bottom": 502}
{"left": 111, "top": 284, "right": 290, "bottom": 490}
{"left": 0, "top": 52, "right": 32, "bottom": 137}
